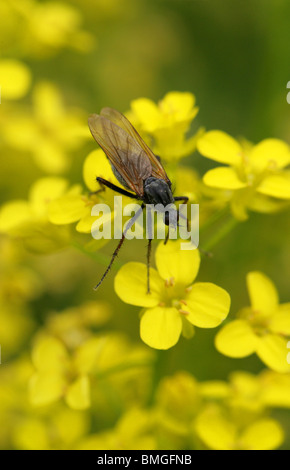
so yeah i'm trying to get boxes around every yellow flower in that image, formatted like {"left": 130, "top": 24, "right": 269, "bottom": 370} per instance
{"left": 0, "top": 177, "right": 70, "bottom": 253}
{"left": 12, "top": 407, "right": 90, "bottom": 450}
{"left": 226, "top": 370, "right": 290, "bottom": 413}
{"left": 1, "top": 0, "right": 94, "bottom": 58}
{"left": 127, "top": 91, "right": 202, "bottom": 161}
{"left": 0, "top": 59, "right": 32, "bottom": 100}
{"left": 29, "top": 332, "right": 153, "bottom": 412}
{"left": 3, "top": 82, "right": 89, "bottom": 173}
{"left": 46, "top": 301, "right": 112, "bottom": 349}
{"left": 29, "top": 335, "right": 91, "bottom": 410}
{"left": 197, "top": 131, "right": 290, "bottom": 219}
{"left": 195, "top": 404, "right": 284, "bottom": 450}
{"left": 215, "top": 271, "right": 290, "bottom": 373}
{"left": 76, "top": 408, "right": 156, "bottom": 450}
{"left": 48, "top": 148, "right": 133, "bottom": 238}
{"left": 25, "top": 0, "right": 95, "bottom": 54}
{"left": 156, "top": 371, "right": 202, "bottom": 424}
{"left": 114, "top": 240, "right": 231, "bottom": 349}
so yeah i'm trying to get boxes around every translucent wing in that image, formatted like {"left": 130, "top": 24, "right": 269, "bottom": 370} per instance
{"left": 88, "top": 114, "right": 152, "bottom": 196}
{"left": 100, "top": 107, "right": 170, "bottom": 184}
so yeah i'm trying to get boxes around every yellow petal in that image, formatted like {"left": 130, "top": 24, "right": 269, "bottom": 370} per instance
{"left": 215, "top": 319, "right": 258, "bottom": 357}
{"left": 48, "top": 194, "right": 88, "bottom": 224}
{"left": 114, "top": 262, "right": 163, "bottom": 307}
{"left": 29, "top": 177, "right": 68, "bottom": 216}
{"left": 199, "top": 381, "right": 230, "bottom": 399}
{"left": 270, "top": 304, "right": 290, "bottom": 335}
{"left": 195, "top": 407, "right": 236, "bottom": 450}
{"left": 130, "top": 98, "right": 161, "bottom": 132}
{"left": 0, "top": 59, "right": 31, "bottom": 100}
{"left": 33, "top": 139, "right": 69, "bottom": 174}
{"left": 186, "top": 282, "right": 231, "bottom": 328}
{"left": 65, "top": 375, "right": 91, "bottom": 410}
{"left": 74, "top": 337, "right": 104, "bottom": 375}
{"left": 203, "top": 167, "right": 247, "bottom": 189}
{"left": 249, "top": 139, "right": 290, "bottom": 171}
{"left": 260, "top": 372, "right": 290, "bottom": 408}
{"left": 12, "top": 419, "right": 49, "bottom": 450}
{"left": 155, "top": 240, "right": 200, "bottom": 286}
{"left": 52, "top": 408, "right": 90, "bottom": 445}
{"left": 31, "top": 335, "right": 69, "bottom": 372}
{"left": 257, "top": 173, "right": 290, "bottom": 199}
{"left": 29, "top": 372, "right": 65, "bottom": 406}
{"left": 246, "top": 271, "right": 279, "bottom": 315}
{"left": 241, "top": 419, "right": 284, "bottom": 450}
{"left": 160, "top": 91, "right": 198, "bottom": 122}
{"left": 140, "top": 306, "right": 182, "bottom": 349}
{"left": 256, "top": 334, "right": 290, "bottom": 373}
{"left": 33, "top": 82, "right": 64, "bottom": 122}
{"left": 248, "top": 192, "right": 289, "bottom": 214}
{"left": 0, "top": 200, "right": 32, "bottom": 232}
{"left": 197, "top": 130, "right": 242, "bottom": 165}
{"left": 83, "top": 149, "right": 117, "bottom": 192}
{"left": 76, "top": 211, "right": 100, "bottom": 233}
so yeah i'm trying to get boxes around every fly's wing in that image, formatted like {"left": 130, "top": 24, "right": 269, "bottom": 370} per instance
{"left": 100, "top": 107, "right": 170, "bottom": 184}
{"left": 88, "top": 114, "right": 152, "bottom": 196}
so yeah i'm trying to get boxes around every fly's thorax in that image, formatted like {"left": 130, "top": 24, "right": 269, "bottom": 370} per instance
{"left": 143, "top": 177, "right": 174, "bottom": 205}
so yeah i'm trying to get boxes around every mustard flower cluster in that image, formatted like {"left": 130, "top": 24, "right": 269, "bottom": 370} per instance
{"left": 0, "top": 25, "right": 289, "bottom": 450}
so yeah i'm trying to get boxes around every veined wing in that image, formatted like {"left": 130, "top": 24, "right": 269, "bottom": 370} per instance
{"left": 88, "top": 114, "right": 152, "bottom": 196}
{"left": 100, "top": 107, "right": 170, "bottom": 184}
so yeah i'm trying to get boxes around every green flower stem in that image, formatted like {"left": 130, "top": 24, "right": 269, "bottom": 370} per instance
{"left": 202, "top": 216, "right": 239, "bottom": 251}
{"left": 199, "top": 206, "right": 230, "bottom": 234}
{"left": 71, "top": 240, "right": 123, "bottom": 269}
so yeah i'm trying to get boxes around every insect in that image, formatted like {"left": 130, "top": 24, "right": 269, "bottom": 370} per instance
{"left": 88, "top": 107, "right": 189, "bottom": 293}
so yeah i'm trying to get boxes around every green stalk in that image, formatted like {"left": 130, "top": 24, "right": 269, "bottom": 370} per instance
{"left": 71, "top": 240, "right": 123, "bottom": 269}
{"left": 202, "top": 216, "right": 238, "bottom": 251}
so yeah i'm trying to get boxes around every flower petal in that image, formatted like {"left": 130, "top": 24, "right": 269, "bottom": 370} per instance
{"left": 65, "top": 375, "right": 91, "bottom": 410}
{"left": 257, "top": 173, "right": 290, "bottom": 199}
{"left": 29, "top": 372, "right": 65, "bottom": 406}
{"left": 256, "top": 334, "right": 290, "bottom": 373}
{"left": 241, "top": 419, "right": 284, "bottom": 450}
{"left": 197, "top": 131, "right": 242, "bottom": 165}
{"left": 48, "top": 194, "right": 88, "bottom": 224}
{"left": 215, "top": 319, "right": 258, "bottom": 357}
{"left": 270, "top": 304, "right": 290, "bottom": 335}
{"left": 83, "top": 149, "right": 117, "bottom": 192}
{"left": 0, "top": 59, "right": 31, "bottom": 100}
{"left": 0, "top": 200, "right": 32, "bottom": 232}
{"left": 160, "top": 91, "right": 198, "bottom": 123}
{"left": 195, "top": 406, "right": 236, "bottom": 450}
{"left": 140, "top": 306, "right": 182, "bottom": 349}
{"left": 155, "top": 240, "right": 200, "bottom": 286}
{"left": 186, "top": 282, "right": 231, "bottom": 328}
{"left": 249, "top": 139, "right": 290, "bottom": 171}
{"left": 29, "top": 177, "right": 68, "bottom": 216}
{"left": 203, "top": 167, "right": 247, "bottom": 190}
{"left": 31, "top": 336, "right": 69, "bottom": 372}
{"left": 130, "top": 98, "right": 161, "bottom": 132}
{"left": 114, "top": 262, "right": 163, "bottom": 307}
{"left": 246, "top": 271, "right": 279, "bottom": 315}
